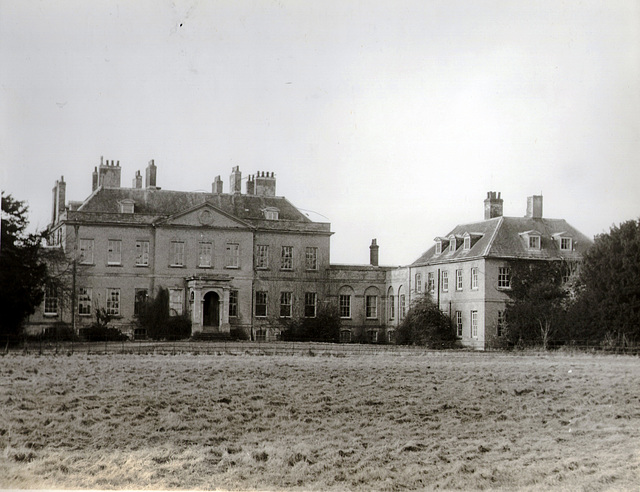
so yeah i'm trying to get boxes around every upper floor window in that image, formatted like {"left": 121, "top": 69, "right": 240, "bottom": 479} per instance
{"left": 136, "top": 240, "right": 149, "bottom": 266}
{"left": 456, "top": 269, "right": 463, "bottom": 291}
{"left": 305, "top": 247, "right": 318, "bottom": 270}
{"left": 79, "top": 239, "right": 94, "bottom": 264}
{"left": 427, "top": 272, "right": 435, "bottom": 294}
{"left": 471, "top": 267, "right": 479, "bottom": 290}
{"left": 44, "top": 283, "right": 58, "bottom": 316}
{"left": 255, "top": 245, "right": 269, "bottom": 269}
{"left": 388, "top": 294, "right": 395, "bottom": 320}
{"left": 339, "top": 294, "right": 351, "bottom": 319}
{"left": 415, "top": 273, "right": 422, "bottom": 293}
{"left": 366, "top": 295, "right": 378, "bottom": 319}
{"left": 498, "top": 267, "right": 511, "bottom": 289}
{"left": 281, "top": 246, "right": 293, "bottom": 270}
{"left": 107, "top": 239, "right": 122, "bottom": 265}
{"left": 170, "top": 241, "right": 185, "bottom": 267}
{"left": 441, "top": 271, "right": 449, "bottom": 292}
{"left": 225, "top": 243, "right": 239, "bottom": 268}
{"left": 198, "top": 242, "right": 212, "bottom": 268}
{"left": 304, "top": 292, "right": 317, "bottom": 318}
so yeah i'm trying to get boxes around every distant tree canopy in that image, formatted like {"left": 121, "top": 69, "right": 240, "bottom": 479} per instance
{"left": 503, "top": 260, "right": 570, "bottom": 349}
{"left": 396, "top": 294, "right": 456, "bottom": 347}
{"left": 577, "top": 218, "right": 640, "bottom": 343}
{"left": 0, "top": 193, "right": 48, "bottom": 342}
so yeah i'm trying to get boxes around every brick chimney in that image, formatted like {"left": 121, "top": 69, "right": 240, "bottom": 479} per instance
{"left": 145, "top": 160, "right": 157, "bottom": 189}
{"left": 246, "top": 174, "right": 255, "bottom": 195}
{"left": 51, "top": 176, "right": 66, "bottom": 224}
{"left": 255, "top": 171, "right": 276, "bottom": 197}
{"left": 526, "top": 195, "right": 543, "bottom": 219}
{"left": 230, "top": 166, "right": 242, "bottom": 194}
{"left": 212, "top": 175, "right": 223, "bottom": 194}
{"left": 132, "top": 170, "right": 143, "bottom": 189}
{"left": 92, "top": 166, "right": 99, "bottom": 191}
{"left": 484, "top": 191, "right": 503, "bottom": 220}
{"left": 370, "top": 239, "right": 379, "bottom": 266}
{"left": 98, "top": 158, "right": 122, "bottom": 188}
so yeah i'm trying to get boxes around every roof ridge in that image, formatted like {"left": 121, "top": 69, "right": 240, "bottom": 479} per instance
{"left": 482, "top": 216, "right": 504, "bottom": 256}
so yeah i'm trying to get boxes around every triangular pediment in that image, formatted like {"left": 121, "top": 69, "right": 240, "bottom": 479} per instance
{"left": 157, "top": 203, "right": 252, "bottom": 229}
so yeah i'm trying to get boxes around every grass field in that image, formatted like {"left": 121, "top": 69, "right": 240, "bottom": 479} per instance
{"left": 1, "top": 349, "right": 639, "bottom": 491}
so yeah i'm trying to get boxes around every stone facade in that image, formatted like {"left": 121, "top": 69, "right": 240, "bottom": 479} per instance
{"left": 29, "top": 160, "right": 592, "bottom": 349}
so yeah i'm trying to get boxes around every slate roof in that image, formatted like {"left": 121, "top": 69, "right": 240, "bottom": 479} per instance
{"left": 66, "top": 187, "right": 331, "bottom": 233}
{"left": 411, "top": 216, "right": 593, "bottom": 266}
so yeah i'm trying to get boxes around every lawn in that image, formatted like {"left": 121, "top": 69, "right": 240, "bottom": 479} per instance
{"left": 1, "top": 349, "right": 639, "bottom": 491}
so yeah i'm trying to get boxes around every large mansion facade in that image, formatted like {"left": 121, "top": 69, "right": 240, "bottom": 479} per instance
{"left": 28, "top": 160, "right": 592, "bottom": 349}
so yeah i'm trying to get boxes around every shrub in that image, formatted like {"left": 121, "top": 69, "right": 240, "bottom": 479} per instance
{"left": 42, "top": 321, "right": 77, "bottom": 342}
{"left": 396, "top": 294, "right": 456, "bottom": 347}
{"left": 280, "top": 304, "right": 341, "bottom": 342}
{"left": 230, "top": 327, "right": 249, "bottom": 340}
{"left": 137, "top": 288, "right": 191, "bottom": 341}
{"left": 80, "top": 325, "right": 128, "bottom": 342}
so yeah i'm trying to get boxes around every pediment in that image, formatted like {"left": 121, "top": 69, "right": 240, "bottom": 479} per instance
{"left": 158, "top": 203, "right": 251, "bottom": 229}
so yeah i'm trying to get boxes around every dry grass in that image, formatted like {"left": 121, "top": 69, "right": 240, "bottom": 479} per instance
{"left": 1, "top": 350, "right": 639, "bottom": 491}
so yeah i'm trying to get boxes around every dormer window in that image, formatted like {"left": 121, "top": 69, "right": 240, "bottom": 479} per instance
{"left": 263, "top": 207, "right": 279, "bottom": 220}
{"left": 464, "top": 236, "right": 471, "bottom": 250}
{"left": 435, "top": 238, "right": 443, "bottom": 255}
{"left": 118, "top": 199, "right": 135, "bottom": 214}
{"left": 449, "top": 235, "right": 457, "bottom": 254}
{"left": 520, "top": 230, "right": 542, "bottom": 250}
{"left": 560, "top": 237, "right": 572, "bottom": 251}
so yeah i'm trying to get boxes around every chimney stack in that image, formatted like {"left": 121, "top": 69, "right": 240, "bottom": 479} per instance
{"left": 255, "top": 171, "right": 276, "bottom": 197}
{"left": 51, "top": 176, "right": 66, "bottom": 224}
{"left": 526, "top": 195, "right": 543, "bottom": 219}
{"left": 484, "top": 191, "right": 503, "bottom": 220}
{"left": 92, "top": 166, "right": 99, "bottom": 191}
{"left": 230, "top": 166, "right": 242, "bottom": 194}
{"left": 145, "top": 159, "right": 157, "bottom": 189}
{"left": 212, "top": 175, "right": 223, "bottom": 194}
{"left": 98, "top": 157, "right": 122, "bottom": 188}
{"left": 132, "top": 170, "right": 143, "bottom": 189}
{"left": 246, "top": 174, "right": 255, "bottom": 195}
{"left": 370, "top": 239, "right": 379, "bottom": 267}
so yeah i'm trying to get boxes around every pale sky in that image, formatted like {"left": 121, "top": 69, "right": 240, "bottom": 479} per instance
{"left": 1, "top": 0, "right": 639, "bottom": 265}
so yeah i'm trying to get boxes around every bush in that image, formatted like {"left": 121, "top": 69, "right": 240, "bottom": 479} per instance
{"left": 230, "top": 327, "right": 249, "bottom": 340}
{"left": 137, "top": 288, "right": 192, "bottom": 341}
{"left": 396, "top": 294, "right": 456, "bottom": 347}
{"left": 80, "top": 324, "right": 128, "bottom": 342}
{"left": 166, "top": 315, "right": 192, "bottom": 341}
{"left": 42, "top": 321, "right": 77, "bottom": 342}
{"left": 280, "top": 304, "right": 341, "bottom": 342}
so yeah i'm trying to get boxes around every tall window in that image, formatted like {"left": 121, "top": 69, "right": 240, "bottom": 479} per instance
{"left": 229, "top": 290, "right": 238, "bottom": 317}
{"left": 471, "top": 310, "right": 478, "bottom": 338}
{"left": 435, "top": 240, "right": 442, "bottom": 255}
{"left": 428, "top": 272, "right": 435, "bottom": 294}
{"left": 365, "top": 295, "right": 378, "bottom": 319}
{"left": 106, "top": 288, "right": 120, "bottom": 316}
{"left": 197, "top": 242, "right": 212, "bottom": 267}
{"left": 281, "top": 246, "right": 293, "bottom": 270}
{"left": 471, "top": 267, "right": 479, "bottom": 290}
{"left": 415, "top": 273, "right": 422, "bottom": 293}
{"left": 225, "top": 243, "right": 239, "bottom": 268}
{"left": 134, "top": 288, "right": 148, "bottom": 316}
{"left": 304, "top": 292, "right": 316, "bottom": 318}
{"left": 497, "top": 310, "right": 505, "bottom": 337}
{"left": 169, "top": 289, "right": 183, "bottom": 315}
{"left": 339, "top": 295, "right": 351, "bottom": 319}
{"left": 498, "top": 267, "right": 511, "bottom": 289}
{"left": 305, "top": 247, "right": 318, "bottom": 270}
{"left": 464, "top": 236, "right": 471, "bottom": 250}
{"left": 79, "top": 239, "right": 94, "bottom": 264}
{"left": 170, "top": 241, "right": 185, "bottom": 267}
{"left": 400, "top": 294, "right": 406, "bottom": 320}
{"left": 44, "top": 284, "right": 58, "bottom": 315}
{"left": 456, "top": 311, "right": 463, "bottom": 338}
{"left": 107, "top": 239, "right": 122, "bottom": 265}
{"left": 280, "top": 292, "right": 293, "bottom": 318}
{"left": 255, "top": 245, "right": 269, "bottom": 269}
{"left": 78, "top": 287, "right": 92, "bottom": 316}
{"left": 135, "top": 240, "right": 149, "bottom": 266}
{"left": 255, "top": 291, "right": 267, "bottom": 317}
{"left": 441, "top": 271, "right": 449, "bottom": 292}
{"left": 456, "top": 269, "right": 463, "bottom": 291}
{"left": 389, "top": 294, "right": 395, "bottom": 320}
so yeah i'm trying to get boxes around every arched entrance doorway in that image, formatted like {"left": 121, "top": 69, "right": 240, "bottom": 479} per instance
{"left": 203, "top": 291, "right": 220, "bottom": 328}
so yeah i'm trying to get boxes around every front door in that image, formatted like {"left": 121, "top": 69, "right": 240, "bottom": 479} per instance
{"left": 203, "top": 291, "right": 220, "bottom": 328}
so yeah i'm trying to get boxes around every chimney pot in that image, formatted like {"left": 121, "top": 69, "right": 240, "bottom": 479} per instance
{"left": 369, "top": 239, "right": 379, "bottom": 267}
{"left": 484, "top": 191, "right": 504, "bottom": 220}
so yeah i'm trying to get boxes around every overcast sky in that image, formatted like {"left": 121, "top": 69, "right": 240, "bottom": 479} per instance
{"left": 1, "top": 0, "right": 639, "bottom": 265}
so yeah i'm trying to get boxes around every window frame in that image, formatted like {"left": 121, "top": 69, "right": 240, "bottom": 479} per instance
{"left": 280, "top": 245, "right": 293, "bottom": 270}
{"left": 339, "top": 294, "right": 351, "bottom": 319}
{"left": 170, "top": 241, "right": 185, "bottom": 267}
{"left": 279, "top": 291, "right": 293, "bottom": 318}
{"left": 305, "top": 247, "right": 318, "bottom": 271}
{"left": 255, "top": 244, "right": 269, "bottom": 269}
{"left": 78, "top": 287, "right": 92, "bottom": 316}
{"left": 441, "top": 270, "right": 449, "bottom": 292}
{"left": 456, "top": 269, "right": 463, "bottom": 291}
{"left": 365, "top": 295, "right": 378, "bottom": 319}
{"left": 471, "top": 310, "right": 478, "bottom": 338}
{"left": 107, "top": 239, "right": 122, "bottom": 266}
{"left": 134, "top": 288, "right": 148, "bottom": 317}
{"left": 79, "top": 238, "right": 94, "bottom": 264}
{"left": 225, "top": 243, "right": 240, "bottom": 269}
{"left": 304, "top": 292, "right": 317, "bottom": 318}
{"left": 135, "top": 240, "right": 150, "bottom": 267}
{"left": 471, "top": 267, "right": 479, "bottom": 290}
{"left": 498, "top": 267, "right": 511, "bottom": 289}
{"left": 415, "top": 273, "right": 422, "bottom": 293}
{"left": 255, "top": 291, "right": 268, "bottom": 317}
{"left": 169, "top": 289, "right": 184, "bottom": 316}
{"left": 106, "top": 288, "right": 121, "bottom": 316}
{"left": 428, "top": 272, "right": 435, "bottom": 294}
{"left": 44, "top": 283, "right": 58, "bottom": 316}
{"left": 560, "top": 237, "right": 572, "bottom": 251}
{"left": 456, "top": 311, "right": 463, "bottom": 338}
{"left": 198, "top": 241, "right": 213, "bottom": 268}
{"left": 229, "top": 290, "right": 238, "bottom": 317}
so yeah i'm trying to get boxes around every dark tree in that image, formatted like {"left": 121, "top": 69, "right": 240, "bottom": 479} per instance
{"left": 396, "top": 294, "right": 456, "bottom": 347}
{"left": 577, "top": 219, "right": 640, "bottom": 343}
{"left": 281, "top": 304, "right": 341, "bottom": 342}
{"left": 0, "top": 193, "right": 48, "bottom": 343}
{"left": 137, "top": 287, "right": 191, "bottom": 340}
{"left": 503, "top": 260, "right": 569, "bottom": 349}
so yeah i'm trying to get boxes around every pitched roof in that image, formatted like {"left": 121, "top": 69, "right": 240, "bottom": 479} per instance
{"left": 68, "top": 186, "right": 331, "bottom": 233}
{"left": 411, "top": 216, "right": 592, "bottom": 266}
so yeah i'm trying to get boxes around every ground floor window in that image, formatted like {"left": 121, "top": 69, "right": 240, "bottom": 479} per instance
{"left": 455, "top": 311, "right": 463, "bottom": 338}
{"left": 280, "top": 291, "right": 292, "bottom": 318}
{"left": 255, "top": 329, "right": 267, "bottom": 341}
{"left": 106, "top": 288, "right": 120, "bottom": 316}
{"left": 134, "top": 288, "right": 148, "bottom": 317}
{"left": 497, "top": 310, "right": 505, "bottom": 337}
{"left": 255, "top": 291, "right": 267, "bottom": 317}
{"left": 365, "top": 295, "right": 378, "bottom": 319}
{"left": 471, "top": 310, "right": 478, "bottom": 338}
{"left": 169, "top": 289, "right": 184, "bottom": 316}
{"left": 339, "top": 295, "right": 351, "bottom": 319}
{"left": 368, "top": 330, "right": 378, "bottom": 343}
{"left": 387, "top": 330, "right": 395, "bottom": 343}
{"left": 44, "top": 284, "right": 58, "bottom": 316}
{"left": 229, "top": 290, "right": 238, "bottom": 317}
{"left": 304, "top": 292, "right": 316, "bottom": 318}
{"left": 78, "top": 287, "right": 92, "bottom": 316}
